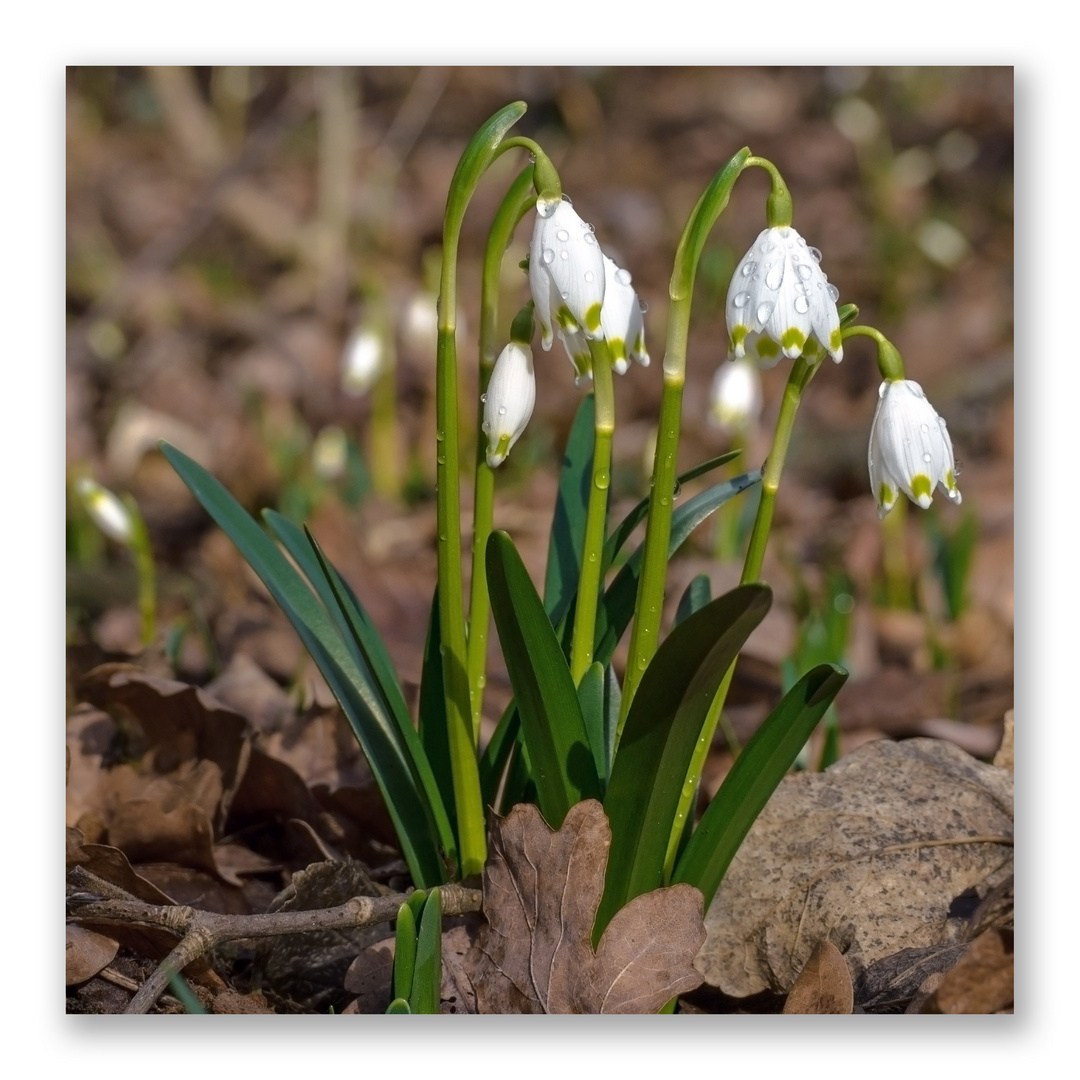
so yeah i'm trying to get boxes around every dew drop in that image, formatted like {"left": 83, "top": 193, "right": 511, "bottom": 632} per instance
{"left": 584, "top": 270, "right": 595, "bottom": 283}
{"left": 542, "top": 248, "right": 555, "bottom": 265}
{"left": 583, "top": 232, "right": 596, "bottom": 245}
{"left": 481, "top": 420, "right": 490, "bottom": 433}
{"left": 808, "top": 246, "right": 823, "bottom": 262}
{"left": 733, "top": 291, "right": 750, "bottom": 309}
{"left": 921, "top": 423, "right": 929, "bottom": 433}
{"left": 794, "top": 296, "right": 809, "bottom": 314}
{"left": 556, "top": 229, "right": 570, "bottom": 242}
{"left": 480, "top": 393, "right": 487, "bottom": 403}
{"left": 778, "top": 226, "right": 790, "bottom": 239}
{"left": 639, "top": 300, "right": 649, "bottom": 314}
{"left": 560, "top": 250, "right": 569, "bottom": 260}
{"left": 765, "top": 263, "right": 784, "bottom": 290}
{"left": 923, "top": 453, "right": 932, "bottom": 463}
{"left": 741, "top": 260, "right": 757, "bottom": 277}
{"left": 762, "top": 240, "right": 776, "bottom": 253}
{"left": 826, "top": 284, "right": 840, "bottom": 302}
{"left": 756, "top": 300, "right": 775, "bottom": 324}
{"left": 797, "top": 263, "right": 813, "bottom": 281}
{"left": 615, "top": 267, "right": 632, "bottom": 286}
{"left": 797, "top": 234, "right": 807, "bottom": 246}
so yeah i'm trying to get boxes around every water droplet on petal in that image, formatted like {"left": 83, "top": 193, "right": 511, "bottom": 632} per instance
{"left": 765, "top": 263, "right": 784, "bottom": 290}
{"left": 584, "top": 270, "right": 594, "bottom": 283}
{"left": 756, "top": 300, "right": 775, "bottom": 323}
{"left": 556, "top": 229, "right": 570, "bottom": 242}
{"left": 480, "top": 393, "right": 487, "bottom": 402}
{"left": 778, "top": 227, "right": 790, "bottom": 239}
{"left": 583, "top": 232, "right": 596, "bottom": 245}
{"left": 809, "top": 246, "right": 823, "bottom": 262}
{"left": 741, "top": 261, "right": 757, "bottom": 277}
{"left": 560, "top": 250, "right": 569, "bottom": 260}
{"left": 542, "top": 248, "right": 555, "bottom": 265}
{"left": 826, "top": 284, "right": 840, "bottom": 302}
{"left": 615, "top": 268, "right": 632, "bottom": 286}
{"left": 794, "top": 296, "right": 809, "bottom": 314}
{"left": 733, "top": 292, "right": 750, "bottom": 309}
{"left": 762, "top": 240, "right": 776, "bottom": 253}
{"left": 921, "top": 423, "right": 929, "bottom": 433}
{"left": 923, "top": 453, "right": 932, "bottom": 463}
{"left": 797, "top": 263, "right": 812, "bottom": 281}
{"left": 499, "top": 405, "right": 506, "bottom": 415}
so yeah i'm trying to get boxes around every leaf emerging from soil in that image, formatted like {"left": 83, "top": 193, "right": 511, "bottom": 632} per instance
{"left": 465, "top": 800, "right": 705, "bottom": 1014}
{"left": 696, "top": 738, "right": 1013, "bottom": 999}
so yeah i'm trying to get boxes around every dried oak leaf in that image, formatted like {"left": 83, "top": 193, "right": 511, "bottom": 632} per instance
{"left": 465, "top": 800, "right": 705, "bottom": 1014}
{"left": 697, "top": 738, "right": 1013, "bottom": 998}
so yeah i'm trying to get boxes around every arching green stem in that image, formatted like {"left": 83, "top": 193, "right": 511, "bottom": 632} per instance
{"left": 466, "top": 166, "right": 537, "bottom": 741}
{"left": 617, "top": 146, "right": 754, "bottom": 733}
{"left": 570, "top": 338, "right": 616, "bottom": 685}
{"left": 843, "top": 325, "right": 906, "bottom": 381}
{"left": 435, "top": 101, "right": 527, "bottom": 877}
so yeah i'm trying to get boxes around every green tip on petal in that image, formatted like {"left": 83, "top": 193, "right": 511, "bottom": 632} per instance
{"left": 757, "top": 337, "right": 780, "bottom": 360}
{"left": 910, "top": 474, "right": 933, "bottom": 505}
{"left": 878, "top": 482, "right": 896, "bottom": 516}
{"left": 583, "top": 301, "right": 603, "bottom": 336}
{"left": 780, "top": 327, "right": 806, "bottom": 355}
{"left": 556, "top": 307, "right": 580, "bottom": 333}
{"left": 487, "top": 433, "right": 512, "bottom": 469}
{"left": 830, "top": 328, "right": 843, "bottom": 353}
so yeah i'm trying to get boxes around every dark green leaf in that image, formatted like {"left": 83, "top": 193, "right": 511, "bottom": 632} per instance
{"left": 593, "top": 469, "right": 763, "bottom": 665}
{"left": 543, "top": 394, "right": 594, "bottom": 625}
{"left": 576, "top": 662, "right": 608, "bottom": 789}
{"left": 673, "top": 663, "right": 849, "bottom": 909}
{"left": 418, "top": 588, "right": 456, "bottom": 838}
{"left": 160, "top": 441, "right": 451, "bottom": 887}
{"left": 597, "top": 584, "right": 772, "bottom": 938}
{"left": 478, "top": 702, "right": 520, "bottom": 810}
{"left": 675, "top": 573, "right": 712, "bottom": 627}
{"left": 602, "top": 451, "right": 742, "bottom": 578}
{"left": 486, "top": 530, "right": 601, "bottom": 828}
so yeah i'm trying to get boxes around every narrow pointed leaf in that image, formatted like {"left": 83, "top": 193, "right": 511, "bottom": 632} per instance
{"left": 393, "top": 900, "right": 418, "bottom": 1002}
{"left": 160, "top": 441, "right": 450, "bottom": 887}
{"left": 544, "top": 393, "right": 594, "bottom": 624}
{"left": 418, "top": 588, "right": 456, "bottom": 837}
{"left": 675, "top": 573, "right": 712, "bottom": 627}
{"left": 576, "top": 662, "right": 608, "bottom": 788}
{"left": 409, "top": 888, "right": 443, "bottom": 1015}
{"left": 673, "top": 663, "right": 849, "bottom": 909}
{"left": 486, "top": 530, "right": 601, "bottom": 827}
{"left": 597, "top": 584, "right": 772, "bottom": 937}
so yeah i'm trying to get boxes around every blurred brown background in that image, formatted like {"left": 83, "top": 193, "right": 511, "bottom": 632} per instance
{"left": 66, "top": 66, "right": 1013, "bottom": 757}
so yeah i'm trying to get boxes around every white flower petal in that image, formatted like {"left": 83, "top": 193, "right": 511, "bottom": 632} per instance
{"left": 529, "top": 200, "right": 606, "bottom": 347}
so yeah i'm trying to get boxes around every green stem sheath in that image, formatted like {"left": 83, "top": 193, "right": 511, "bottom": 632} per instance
{"left": 570, "top": 339, "right": 616, "bottom": 685}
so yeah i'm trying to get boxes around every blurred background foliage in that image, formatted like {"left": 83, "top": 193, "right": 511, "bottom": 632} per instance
{"left": 66, "top": 66, "right": 1012, "bottom": 756}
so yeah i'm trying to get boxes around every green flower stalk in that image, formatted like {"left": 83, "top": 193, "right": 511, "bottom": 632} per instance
{"left": 434, "top": 102, "right": 528, "bottom": 877}
{"left": 466, "top": 168, "right": 537, "bottom": 740}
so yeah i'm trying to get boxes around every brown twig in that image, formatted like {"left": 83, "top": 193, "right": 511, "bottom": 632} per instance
{"left": 68, "top": 883, "right": 482, "bottom": 1014}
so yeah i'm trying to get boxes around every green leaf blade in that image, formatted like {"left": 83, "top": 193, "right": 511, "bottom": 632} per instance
{"left": 673, "top": 663, "right": 849, "bottom": 909}
{"left": 486, "top": 530, "right": 601, "bottom": 828}
{"left": 597, "top": 584, "right": 772, "bottom": 937}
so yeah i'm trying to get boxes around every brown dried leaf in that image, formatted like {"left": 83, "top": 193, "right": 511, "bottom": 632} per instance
{"left": 465, "top": 800, "right": 705, "bottom": 1014}
{"left": 66, "top": 925, "right": 119, "bottom": 985}
{"left": 782, "top": 939, "right": 853, "bottom": 1014}
{"left": 921, "top": 928, "right": 1014, "bottom": 1014}
{"left": 697, "top": 738, "right": 1013, "bottom": 998}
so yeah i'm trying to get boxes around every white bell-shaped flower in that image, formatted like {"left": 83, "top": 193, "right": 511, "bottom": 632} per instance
{"left": 709, "top": 358, "right": 763, "bottom": 435}
{"left": 76, "top": 477, "right": 133, "bottom": 545}
{"left": 529, "top": 199, "right": 606, "bottom": 352}
{"left": 483, "top": 342, "right": 536, "bottom": 468}
{"left": 726, "top": 226, "right": 843, "bottom": 363}
{"left": 868, "top": 379, "right": 962, "bottom": 518}
{"left": 600, "top": 256, "right": 649, "bottom": 375}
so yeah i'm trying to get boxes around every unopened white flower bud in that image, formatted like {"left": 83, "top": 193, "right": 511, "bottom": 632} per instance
{"left": 483, "top": 343, "right": 536, "bottom": 468}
